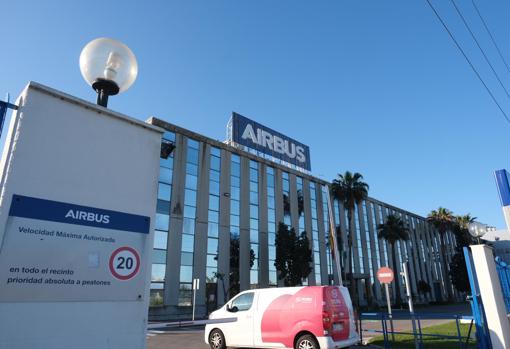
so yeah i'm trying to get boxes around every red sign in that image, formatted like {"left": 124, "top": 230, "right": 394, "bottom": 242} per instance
{"left": 109, "top": 246, "right": 141, "bottom": 281}
{"left": 376, "top": 267, "right": 394, "bottom": 284}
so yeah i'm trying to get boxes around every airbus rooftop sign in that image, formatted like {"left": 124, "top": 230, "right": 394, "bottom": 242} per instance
{"left": 230, "top": 112, "right": 311, "bottom": 171}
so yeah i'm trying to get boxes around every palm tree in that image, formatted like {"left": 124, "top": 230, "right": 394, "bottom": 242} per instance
{"left": 427, "top": 207, "right": 455, "bottom": 301}
{"left": 330, "top": 171, "right": 369, "bottom": 305}
{"left": 377, "top": 214, "right": 410, "bottom": 307}
{"left": 455, "top": 214, "right": 476, "bottom": 230}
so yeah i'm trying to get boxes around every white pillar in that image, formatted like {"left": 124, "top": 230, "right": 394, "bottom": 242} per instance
{"left": 471, "top": 244, "right": 510, "bottom": 349}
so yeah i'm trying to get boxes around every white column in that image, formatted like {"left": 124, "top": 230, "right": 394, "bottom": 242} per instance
{"left": 471, "top": 244, "right": 510, "bottom": 349}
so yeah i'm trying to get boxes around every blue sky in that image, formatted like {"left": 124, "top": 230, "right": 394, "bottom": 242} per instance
{"left": 2, "top": 1, "right": 510, "bottom": 228}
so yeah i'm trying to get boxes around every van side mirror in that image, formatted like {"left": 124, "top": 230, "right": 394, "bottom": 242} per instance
{"left": 227, "top": 305, "right": 238, "bottom": 313}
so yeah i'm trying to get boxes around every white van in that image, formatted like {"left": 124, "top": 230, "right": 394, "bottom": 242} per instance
{"left": 204, "top": 286, "right": 359, "bottom": 349}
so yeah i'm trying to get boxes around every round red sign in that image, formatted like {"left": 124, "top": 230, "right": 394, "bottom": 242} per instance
{"left": 109, "top": 246, "right": 141, "bottom": 281}
{"left": 376, "top": 267, "right": 394, "bottom": 284}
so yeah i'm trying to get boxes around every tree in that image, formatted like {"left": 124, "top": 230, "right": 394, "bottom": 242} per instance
{"left": 417, "top": 280, "right": 431, "bottom": 295}
{"left": 228, "top": 233, "right": 255, "bottom": 297}
{"left": 427, "top": 207, "right": 455, "bottom": 301}
{"left": 274, "top": 222, "right": 312, "bottom": 286}
{"left": 330, "top": 171, "right": 369, "bottom": 306}
{"left": 377, "top": 214, "right": 410, "bottom": 307}
{"left": 449, "top": 215, "right": 476, "bottom": 293}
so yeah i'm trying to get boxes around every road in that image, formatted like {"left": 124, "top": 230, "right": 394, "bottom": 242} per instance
{"left": 147, "top": 304, "right": 472, "bottom": 349}
{"left": 146, "top": 324, "right": 374, "bottom": 349}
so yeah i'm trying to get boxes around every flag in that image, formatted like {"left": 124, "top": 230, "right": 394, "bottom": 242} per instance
{"left": 0, "top": 99, "right": 18, "bottom": 139}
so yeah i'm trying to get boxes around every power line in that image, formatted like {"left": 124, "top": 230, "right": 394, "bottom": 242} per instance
{"left": 424, "top": 0, "right": 510, "bottom": 124}
{"left": 471, "top": 0, "right": 510, "bottom": 76}
{"left": 450, "top": 0, "right": 510, "bottom": 99}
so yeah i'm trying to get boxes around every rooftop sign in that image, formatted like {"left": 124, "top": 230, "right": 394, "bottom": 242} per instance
{"left": 230, "top": 112, "right": 311, "bottom": 171}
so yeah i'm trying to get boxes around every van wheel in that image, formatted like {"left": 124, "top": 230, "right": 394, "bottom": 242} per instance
{"left": 209, "top": 329, "right": 226, "bottom": 349}
{"left": 295, "top": 334, "right": 318, "bottom": 349}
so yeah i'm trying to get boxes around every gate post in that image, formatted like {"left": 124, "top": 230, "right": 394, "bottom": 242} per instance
{"left": 471, "top": 244, "right": 510, "bottom": 348}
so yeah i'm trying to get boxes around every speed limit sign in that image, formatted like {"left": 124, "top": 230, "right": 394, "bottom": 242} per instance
{"left": 109, "top": 246, "right": 141, "bottom": 280}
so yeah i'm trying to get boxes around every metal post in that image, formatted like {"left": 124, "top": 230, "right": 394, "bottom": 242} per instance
{"left": 403, "top": 262, "right": 419, "bottom": 349}
{"left": 384, "top": 283, "right": 395, "bottom": 341}
{"left": 192, "top": 278, "right": 199, "bottom": 321}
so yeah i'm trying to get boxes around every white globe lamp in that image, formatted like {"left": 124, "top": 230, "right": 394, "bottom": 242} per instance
{"left": 79, "top": 38, "right": 138, "bottom": 107}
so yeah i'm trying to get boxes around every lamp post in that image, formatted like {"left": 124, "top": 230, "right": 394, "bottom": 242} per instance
{"left": 468, "top": 222, "right": 488, "bottom": 244}
{"left": 79, "top": 38, "right": 138, "bottom": 108}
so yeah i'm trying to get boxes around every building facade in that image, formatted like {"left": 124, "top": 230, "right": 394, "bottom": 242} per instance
{"left": 148, "top": 117, "right": 461, "bottom": 320}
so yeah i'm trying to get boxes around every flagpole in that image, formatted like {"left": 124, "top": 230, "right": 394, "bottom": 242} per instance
{"left": 325, "top": 187, "right": 343, "bottom": 286}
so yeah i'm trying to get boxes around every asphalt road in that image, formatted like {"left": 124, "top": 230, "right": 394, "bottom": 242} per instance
{"left": 146, "top": 303, "right": 471, "bottom": 349}
{"left": 146, "top": 325, "right": 373, "bottom": 349}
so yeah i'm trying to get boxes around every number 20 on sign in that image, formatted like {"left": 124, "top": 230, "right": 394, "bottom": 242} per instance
{"left": 109, "top": 246, "right": 141, "bottom": 280}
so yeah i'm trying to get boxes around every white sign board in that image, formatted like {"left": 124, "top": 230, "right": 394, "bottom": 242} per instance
{"left": 0, "top": 194, "right": 149, "bottom": 301}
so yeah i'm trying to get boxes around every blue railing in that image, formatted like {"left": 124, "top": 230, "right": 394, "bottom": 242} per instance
{"left": 359, "top": 312, "right": 475, "bottom": 349}
{"left": 495, "top": 256, "right": 510, "bottom": 313}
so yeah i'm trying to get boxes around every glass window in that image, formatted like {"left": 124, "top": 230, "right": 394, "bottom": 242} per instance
{"left": 163, "top": 131, "right": 176, "bottom": 142}
{"left": 209, "top": 195, "right": 220, "bottom": 211}
{"left": 183, "top": 218, "right": 195, "bottom": 235}
{"left": 207, "top": 267, "right": 218, "bottom": 280}
{"left": 250, "top": 218, "right": 258, "bottom": 230}
{"left": 210, "top": 156, "right": 221, "bottom": 171}
{"left": 151, "top": 264, "right": 166, "bottom": 282}
{"left": 155, "top": 213, "right": 169, "bottom": 231}
{"left": 152, "top": 249, "right": 167, "bottom": 264}
{"left": 184, "top": 205, "right": 196, "bottom": 219}
{"left": 249, "top": 169, "right": 258, "bottom": 182}
{"left": 207, "top": 238, "right": 218, "bottom": 254}
{"left": 231, "top": 176, "right": 240, "bottom": 187}
{"left": 184, "top": 189, "right": 197, "bottom": 206}
{"left": 208, "top": 223, "right": 219, "bottom": 238}
{"left": 231, "top": 187, "right": 240, "bottom": 201}
{"left": 186, "top": 163, "right": 198, "bottom": 176}
{"left": 250, "top": 230, "right": 259, "bottom": 243}
{"left": 250, "top": 204, "right": 258, "bottom": 219}
{"left": 151, "top": 282, "right": 164, "bottom": 290}
{"left": 250, "top": 181, "right": 258, "bottom": 192}
{"left": 178, "top": 284, "right": 192, "bottom": 306}
{"left": 231, "top": 201, "right": 240, "bottom": 215}
{"left": 230, "top": 292, "right": 254, "bottom": 311}
{"left": 210, "top": 181, "right": 220, "bottom": 196}
{"left": 267, "top": 174, "right": 275, "bottom": 187}
{"left": 185, "top": 174, "right": 197, "bottom": 190}
{"left": 181, "top": 252, "right": 193, "bottom": 266}
{"left": 157, "top": 200, "right": 170, "bottom": 214}
{"left": 180, "top": 266, "right": 193, "bottom": 282}
{"left": 188, "top": 139, "right": 199, "bottom": 149}
{"left": 207, "top": 254, "right": 218, "bottom": 268}
{"left": 211, "top": 147, "right": 221, "bottom": 157}
{"left": 187, "top": 148, "right": 199, "bottom": 164}
{"left": 159, "top": 168, "right": 172, "bottom": 184}
{"left": 250, "top": 192, "right": 258, "bottom": 205}
{"left": 182, "top": 234, "right": 194, "bottom": 252}
{"left": 268, "top": 209, "right": 275, "bottom": 223}
{"left": 160, "top": 156, "right": 173, "bottom": 168}
{"left": 231, "top": 162, "right": 241, "bottom": 176}
{"left": 154, "top": 230, "right": 168, "bottom": 250}
{"left": 210, "top": 170, "right": 220, "bottom": 182}
{"left": 208, "top": 210, "right": 219, "bottom": 223}
{"left": 158, "top": 183, "right": 171, "bottom": 201}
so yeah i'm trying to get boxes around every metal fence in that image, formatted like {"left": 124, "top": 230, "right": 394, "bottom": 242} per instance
{"left": 359, "top": 312, "right": 475, "bottom": 349}
{"left": 494, "top": 256, "right": 510, "bottom": 313}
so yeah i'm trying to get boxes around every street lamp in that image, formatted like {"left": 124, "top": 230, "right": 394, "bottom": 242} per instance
{"left": 79, "top": 38, "right": 138, "bottom": 108}
{"left": 468, "top": 221, "right": 488, "bottom": 244}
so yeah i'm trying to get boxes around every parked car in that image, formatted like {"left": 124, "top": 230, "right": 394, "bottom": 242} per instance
{"left": 204, "top": 285, "right": 359, "bottom": 349}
